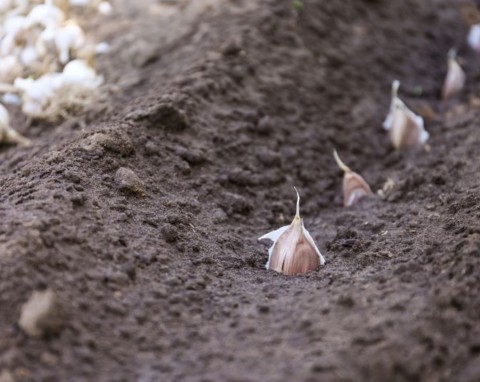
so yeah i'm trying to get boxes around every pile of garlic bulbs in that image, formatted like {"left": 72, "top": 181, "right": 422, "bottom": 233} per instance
{"left": 0, "top": 0, "right": 110, "bottom": 139}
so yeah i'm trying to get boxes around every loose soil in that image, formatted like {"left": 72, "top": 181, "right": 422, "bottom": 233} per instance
{"left": 1, "top": 0, "right": 480, "bottom": 381}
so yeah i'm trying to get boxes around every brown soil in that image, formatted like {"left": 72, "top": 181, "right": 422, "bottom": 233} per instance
{"left": 1, "top": 1, "right": 480, "bottom": 381}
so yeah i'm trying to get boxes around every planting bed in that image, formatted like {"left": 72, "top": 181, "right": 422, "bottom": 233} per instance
{"left": 0, "top": 0, "right": 479, "bottom": 381}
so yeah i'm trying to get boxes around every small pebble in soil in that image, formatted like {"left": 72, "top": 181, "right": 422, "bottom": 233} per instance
{"left": 81, "top": 131, "right": 135, "bottom": 156}
{"left": 19, "top": 289, "right": 65, "bottom": 337}
{"left": 114, "top": 168, "right": 145, "bottom": 196}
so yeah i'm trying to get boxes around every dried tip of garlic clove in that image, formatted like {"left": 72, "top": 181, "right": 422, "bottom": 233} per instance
{"left": 333, "top": 150, "right": 372, "bottom": 207}
{"left": 333, "top": 149, "right": 351, "bottom": 173}
{"left": 383, "top": 80, "right": 401, "bottom": 130}
{"left": 442, "top": 49, "right": 465, "bottom": 100}
{"left": 258, "top": 188, "right": 325, "bottom": 276}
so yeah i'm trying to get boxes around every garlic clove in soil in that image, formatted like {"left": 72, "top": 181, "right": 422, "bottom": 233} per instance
{"left": 0, "top": 103, "right": 30, "bottom": 146}
{"left": 442, "top": 50, "right": 465, "bottom": 100}
{"left": 467, "top": 24, "right": 480, "bottom": 53}
{"left": 383, "top": 80, "right": 429, "bottom": 149}
{"left": 259, "top": 189, "right": 325, "bottom": 276}
{"left": 333, "top": 150, "right": 372, "bottom": 207}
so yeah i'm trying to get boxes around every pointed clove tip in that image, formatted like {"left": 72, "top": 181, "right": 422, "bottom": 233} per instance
{"left": 293, "top": 186, "right": 300, "bottom": 219}
{"left": 392, "top": 80, "right": 400, "bottom": 96}
{"left": 333, "top": 149, "right": 351, "bottom": 173}
{"left": 448, "top": 48, "right": 456, "bottom": 60}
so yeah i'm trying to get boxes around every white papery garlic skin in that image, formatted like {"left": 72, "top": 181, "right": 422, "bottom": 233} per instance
{"left": 383, "top": 80, "right": 429, "bottom": 149}
{"left": 259, "top": 189, "right": 325, "bottom": 276}
{"left": 442, "top": 50, "right": 465, "bottom": 100}
{"left": 468, "top": 24, "right": 480, "bottom": 53}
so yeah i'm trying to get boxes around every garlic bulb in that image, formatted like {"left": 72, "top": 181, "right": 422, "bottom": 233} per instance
{"left": 333, "top": 150, "right": 372, "bottom": 207}
{"left": 383, "top": 80, "right": 429, "bottom": 149}
{"left": 0, "top": 102, "right": 30, "bottom": 145}
{"left": 61, "top": 59, "right": 102, "bottom": 88}
{"left": 259, "top": 189, "right": 325, "bottom": 276}
{"left": 0, "top": 55, "right": 21, "bottom": 83}
{"left": 442, "top": 50, "right": 465, "bottom": 100}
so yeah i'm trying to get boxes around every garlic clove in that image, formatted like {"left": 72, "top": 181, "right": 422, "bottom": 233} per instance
{"left": 20, "top": 45, "right": 38, "bottom": 67}
{"left": 390, "top": 99, "right": 429, "bottom": 149}
{"left": 442, "top": 50, "right": 465, "bottom": 100}
{"left": 98, "top": 1, "right": 112, "bottom": 15}
{"left": 259, "top": 189, "right": 325, "bottom": 276}
{"left": 333, "top": 150, "right": 372, "bottom": 207}
{"left": 61, "top": 59, "right": 102, "bottom": 88}
{"left": 467, "top": 24, "right": 480, "bottom": 53}
{"left": 0, "top": 103, "right": 30, "bottom": 146}
{"left": 383, "top": 80, "right": 429, "bottom": 149}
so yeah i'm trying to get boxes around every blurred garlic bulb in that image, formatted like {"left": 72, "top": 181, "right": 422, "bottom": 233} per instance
{"left": 20, "top": 44, "right": 38, "bottom": 66}
{"left": 467, "top": 24, "right": 480, "bottom": 53}
{"left": 442, "top": 50, "right": 465, "bottom": 100}
{"left": 0, "top": 103, "right": 30, "bottom": 145}
{"left": 14, "top": 60, "right": 101, "bottom": 119}
{"left": 0, "top": 55, "right": 22, "bottom": 83}
{"left": 383, "top": 80, "right": 429, "bottom": 149}
{"left": 26, "top": 1, "right": 65, "bottom": 28}
{"left": 98, "top": 1, "right": 112, "bottom": 15}
{"left": 14, "top": 73, "right": 63, "bottom": 118}
{"left": 4, "top": 15, "right": 26, "bottom": 36}
{"left": 55, "top": 20, "right": 86, "bottom": 64}
{"left": 0, "top": 0, "right": 13, "bottom": 13}
{"left": 0, "top": 33, "right": 17, "bottom": 56}
{"left": 259, "top": 189, "right": 325, "bottom": 276}
{"left": 61, "top": 59, "right": 102, "bottom": 88}
{"left": 333, "top": 150, "right": 372, "bottom": 207}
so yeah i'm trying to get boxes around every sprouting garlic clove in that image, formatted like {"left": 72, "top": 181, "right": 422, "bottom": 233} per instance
{"left": 0, "top": 103, "right": 30, "bottom": 146}
{"left": 383, "top": 80, "right": 429, "bottom": 149}
{"left": 259, "top": 188, "right": 325, "bottom": 276}
{"left": 333, "top": 150, "right": 372, "bottom": 207}
{"left": 467, "top": 24, "right": 480, "bottom": 53}
{"left": 390, "top": 99, "right": 429, "bottom": 149}
{"left": 442, "top": 50, "right": 465, "bottom": 100}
